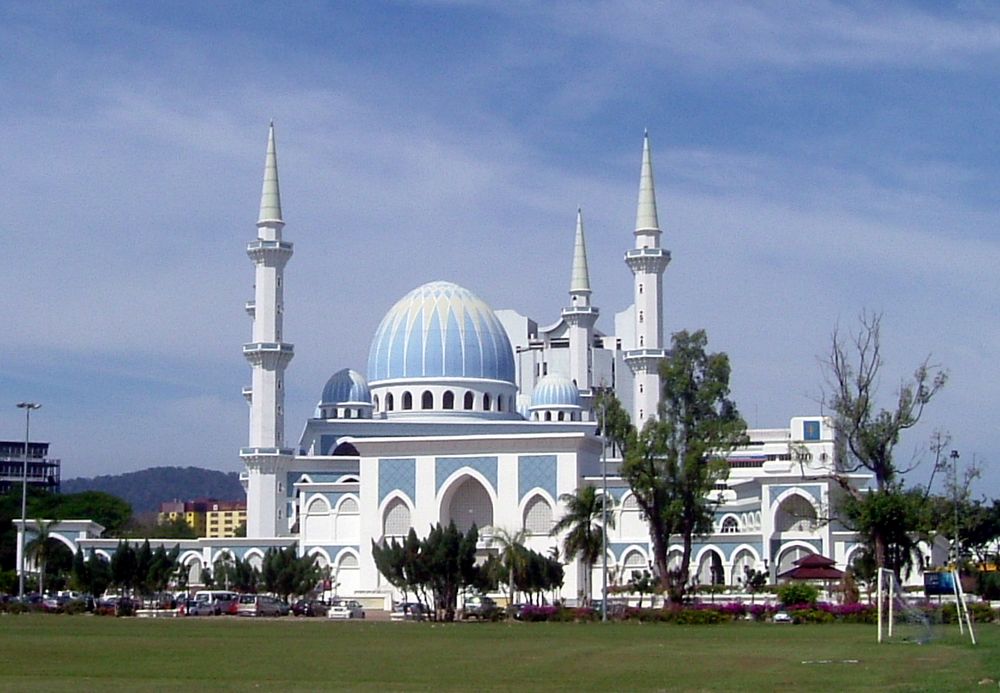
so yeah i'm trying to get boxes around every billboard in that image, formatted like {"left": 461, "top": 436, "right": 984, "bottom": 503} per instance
{"left": 923, "top": 571, "right": 957, "bottom": 596}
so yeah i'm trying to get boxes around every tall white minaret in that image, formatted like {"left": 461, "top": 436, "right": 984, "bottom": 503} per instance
{"left": 561, "top": 209, "right": 598, "bottom": 396}
{"left": 624, "top": 132, "right": 671, "bottom": 427}
{"left": 242, "top": 123, "right": 295, "bottom": 538}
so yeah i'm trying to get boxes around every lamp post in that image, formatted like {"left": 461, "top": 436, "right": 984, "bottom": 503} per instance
{"left": 950, "top": 449, "right": 960, "bottom": 567}
{"left": 16, "top": 402, "right": 41, "bottom": 600}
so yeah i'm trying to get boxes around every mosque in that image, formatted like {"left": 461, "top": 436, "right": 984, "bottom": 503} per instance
{"left": 23, "top": 127, "right": 879, "bottom": 603}
{"left": 236, "top": 125, "right": 867, "bottom": 602}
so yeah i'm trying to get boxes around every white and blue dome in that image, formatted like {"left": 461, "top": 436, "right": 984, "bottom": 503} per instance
{"left": 320, "top": 368, "right": 371, "bottom": 407}
{"left": 367, "top": 281, "right": 515, "bottom": 384}
{"left": 530, "top": 374, "right": 582, "bottom": 409}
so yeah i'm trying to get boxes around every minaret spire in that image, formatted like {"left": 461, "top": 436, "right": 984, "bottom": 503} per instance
{"left": 258, "top": 121, "right": 283, "bottom": 225}
{"left": 562, "top": 208, "right": 599, "bottom": 395}
{"left": 569, "top": 208, "right": 592, "bottom": 296}
{"left": 635, "top": 130, "right": 660, "bottom": 234}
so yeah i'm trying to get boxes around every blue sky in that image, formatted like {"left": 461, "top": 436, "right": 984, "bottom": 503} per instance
{"left": 1, "top": 1, "right": 997, "bottom": 496}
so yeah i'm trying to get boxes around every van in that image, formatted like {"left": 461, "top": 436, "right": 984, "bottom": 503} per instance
{"left": 194, "top": 590, "right": 240, "bottom": 615}
{"left": 237, "top": 594, "right": 284, "bottom": 617}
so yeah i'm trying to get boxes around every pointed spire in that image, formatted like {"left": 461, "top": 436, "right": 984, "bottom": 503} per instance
{"left": 635, "top": 130, "right": 660, "bottom": 233}
{"left": 258, "top": 122, "right": 283, "bottom": 224}
{"left": 570, "top": 208, "right": 591, "bottom": 294}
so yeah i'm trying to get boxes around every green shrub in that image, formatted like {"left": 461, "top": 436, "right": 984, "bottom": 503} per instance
{"left": 977, "top": 572, "right": 1000, "bottom": 601}
{"left": 776, "top": 583, "right": 819, "bottom": 607}
{"left": 968, "top": 602, "right": 996, "bottom": 624}
{"left": 790, "top": 608, "right": 834, "bottom": 624}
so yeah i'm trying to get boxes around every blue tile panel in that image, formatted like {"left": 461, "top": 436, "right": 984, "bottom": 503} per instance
{"left": 379, "top": 458, "right": 416, "bottom": 505}
{"left": 518, "top": 455, "right": 557, "bottom": 501}
{"left": 436, "top": 456, "right": 498, "bottom": 494}
{"left": 769, "top": 484, "right": 822, "bottom": 504}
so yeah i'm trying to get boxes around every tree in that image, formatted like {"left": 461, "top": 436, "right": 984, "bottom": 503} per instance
{"left": 260, "top": 546, "right": 321, "bottom": 601}
{"left": 621, "top": 329, "right": 746, "bottom": 604}
{"left": 25, "top": 520, "right": 58, "bottom": 596}
{"left": 492, "top": 527, "right": 529, "bottom": 614}
{"left": 824, "top": 312, "right": 946, "bottom": 572}
{"left": 550, "top": 486, "right": 615, "bottom": 606}
{"left": 110, "top": 541, "right": 138, "bottom": 599}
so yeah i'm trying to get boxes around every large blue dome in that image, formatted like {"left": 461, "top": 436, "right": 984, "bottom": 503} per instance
{"left": 367, "top": 281, "right": 515, "bottom": 383}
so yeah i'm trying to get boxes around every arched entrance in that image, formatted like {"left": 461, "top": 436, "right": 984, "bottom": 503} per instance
{"left": 441, "top": 476, "right": 493, "bottom": 534}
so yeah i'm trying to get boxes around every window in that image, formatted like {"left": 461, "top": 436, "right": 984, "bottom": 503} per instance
{"left": 383, "top": 499, "right": 411, "bottom": 537}
{"left": 402, "top": 392, "right": 413, "bottom": 410}
{"left": 523, "top": 496, "right": 553, "bottom": 534}
{"left": 639, "top": 283, "right": 643, "bottom": 294}
{"left": 464, "top": 391, "right": 474, "bottom": 410}
{"left": 639, "top": 310, "right": 644, "bottom": 323}
{"left": 443, "top": 391, "right": 454, "bottom": 409}
{"left": 339, "top": 497, "right": 359, "bottom": 514}
{"left": 373, "top": 395, "right": 379, "bottom": 411}
{"left": 721, "top": 517, "right": 739, "bottom": 533}
{"left": 421, "top": 391, "right": 433, "bottom": 409}
{"left": 386, "top": 393, "right": 394, "bottom": 411}
{"left": 483, "top": 393, "right": 491, "bottom": 411}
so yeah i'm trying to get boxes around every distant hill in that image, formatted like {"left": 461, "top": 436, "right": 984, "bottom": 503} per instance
{"left": 61, "top": 466, "right": 245, "bottom": 514}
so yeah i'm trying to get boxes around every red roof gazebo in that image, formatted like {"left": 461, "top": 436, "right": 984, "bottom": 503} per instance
{"left": 777, "top": 553, "right": 844, "bottom": 581}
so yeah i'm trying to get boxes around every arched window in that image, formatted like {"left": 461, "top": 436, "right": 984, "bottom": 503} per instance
{"left": 338, "top": 497, "right": 359, "bottom": 514}
{"left": 544, "top": 411, "right": 552, "bottom": 421}
{"left": 557, "top": 412, "right": 565, "bottom": 421}
{"left": 623, "top": 551, "right": 647, "bottom": 574}
{"left": 497, "top": 396, "right": 504, "bottom": 412}
{"left": 523, "top": 496, "right": 553, "bottom": 534}
{"left": 373, "top": 395, "right": 379, "bottom": 411}
{"left": 383, "top": 498, "right": 411, "bottom": 538}
{"left": 445, "top": 477, "right": 493, "bottom": 533}
{"left": 443, "top": 391, "right": 454, "bottom": 409}
{"left": 721, "top": 516, "right": 739, "bottom": 533}
{"left": 775, "top": 494, "right": 817, "bottom": 532}
{"left": 421, "top": 391, "right": 433, "bottom": 409}
{"left": 386, "top": 393, "right": 394, "bottom": 411}
{"left": 402, "top": 392, "right": 413, "bottom": 410}
{"left": 483, "top": 393, "right": 491, "bottom": 411}
{"left": 464, "top": 392, "right": 474, "bottom": 410}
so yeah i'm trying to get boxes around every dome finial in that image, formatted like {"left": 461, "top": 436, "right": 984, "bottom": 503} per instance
{"left": 258, "top": 122, "right": 283, "bottom": 224}
{"left": 635, "top": 131, "right": 660, "bottom": 233}
{"left": 570, "top": 208, "right": 591, "bottom": 295}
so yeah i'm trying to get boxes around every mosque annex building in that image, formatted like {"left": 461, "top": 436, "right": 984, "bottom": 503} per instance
{"left": 26, "top": 126, "right": 885, "bottom": 604}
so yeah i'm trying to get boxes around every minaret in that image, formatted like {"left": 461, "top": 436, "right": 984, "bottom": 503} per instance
{"left": 242, "top": 123, "right": 295, "bottom": 538}
{"left": 561, "top": 209, "right": 598, "bottom": 396}
{"left": 624, "top": 132, "right": 671, "bottom": 427}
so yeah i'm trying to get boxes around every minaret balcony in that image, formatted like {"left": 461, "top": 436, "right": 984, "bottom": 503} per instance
{"left": 245, "top": 300, "right": 256, "bottom": 317}
{"left": 243, "top": 342, "right": 295, "bottom": 367}
{"left": 624, "top": 348, "right": 666, "bottom": 374}
{"left": 247, "top": 239, "right": 293, "bottom": 265}
{"left": 625, "top": 247, "right": 671, "bottom": 273}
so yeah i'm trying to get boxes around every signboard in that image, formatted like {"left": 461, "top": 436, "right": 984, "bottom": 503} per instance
{"left": 923, "top": 571, "right": 956, "bottom": 596}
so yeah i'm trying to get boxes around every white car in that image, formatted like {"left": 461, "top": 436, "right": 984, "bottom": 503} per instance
{"left": 328, "top": 599, "right": 365, "bottom": 619}
{"left": 773, "top": 611, "right": 793, "bottom": 623}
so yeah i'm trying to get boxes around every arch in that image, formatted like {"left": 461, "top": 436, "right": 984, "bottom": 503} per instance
{"left": 373, "top": 394, "right": 379, "bottom": 411}
{"left": 94, "top": 549, "right": 112, "bottom": 563}
{"left": 845, "top": 544, "right": 865, "bottom": 569}
{"left": 618, "top": 493, "right": 646, "bottom": 539}
{"left": 382, "top": 496, "right": 412, "bottom": 539}
{"left": 332, "top": 441, "right": 359, "bottom": 456}
{"left": 306, "top": 547, "right": 331, "bottom": 569}
{"left": 695, "top": 547, "right": 725, "bottom": 585}
{"left": 621, "top": 550, "right": 648, "bottom": 579}
{"left": 336, "top": 495, "right": 360, "bottom": 543}
{"left": 421, "top": 390, "right": 433, "bottom": 409}
{"left": 483, "top": 393, "right": 491, "bottom": 411}
{"left": 333, "top": 548, "right": 361, "bottom": 596}
{"left": 443, "top": 391, "right": 455, "bottom": 409}
{"left": 522, "top": 494, "right": 553, "bottom": 534}
{"left": 337, "top": 475, "right": 360, "bottom": 483}
{"left": 42, "top": 531, "right": 78, "bottom": 554}
{"left": 336, "top": 496, "right": 360, "bottom": 514}
{"left": 440, "top": 475, "right": 494, "bottom": 534}
{"left": 730, "top": 547, "right": 759, "bottom": 585}
{"left": 720, "top": 515, "right": 740, "bottom": 534}
{"left": 244, "top": 549, "right": 265, "bottom": 571}
{"left": 304, "top": 495, "right": 333, "bottom": 543}
{"left": 464, "top": 391, "right": 474, "bottom": 410}
{"left": 185, "top": 556, "right": 203, "bottom": 585}
{"left": 305, "top": 496, "right": 331, "bottom": 514}
{"left": 774, "top": 492, "right": 818, "bottom": 532}
{"left": 386, "top": 392, "right": 394, "bottom": 411}
{"left": 402, "top": 391, "right": 413, "bottom": 410}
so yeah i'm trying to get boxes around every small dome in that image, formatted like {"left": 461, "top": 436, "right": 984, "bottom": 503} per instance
{"left": 530, "top": 373, "right": 582, "bottom": 409}
{"left": 320, "top": 369, "right": 372, "bottom": 406}
{"left": 367, "top": 281, "right": 515, "bottom": 383}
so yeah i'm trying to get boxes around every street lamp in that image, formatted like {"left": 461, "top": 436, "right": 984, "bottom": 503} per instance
{"left": 16, "top": 402, "right": 41, "bottom": 600}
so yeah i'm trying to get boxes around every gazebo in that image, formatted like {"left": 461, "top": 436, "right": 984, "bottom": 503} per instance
{"left": 777, "top": 553, "right": 844, "bottom": 581}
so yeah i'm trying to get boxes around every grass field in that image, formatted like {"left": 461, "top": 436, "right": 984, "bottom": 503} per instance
{"left": 0, "top": 614, "right": 996, "bottom": 691}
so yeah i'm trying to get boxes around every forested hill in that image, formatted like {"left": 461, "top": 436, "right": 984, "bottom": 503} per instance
{"left": 61, "top": 466, "right": 245, "bottom": 513}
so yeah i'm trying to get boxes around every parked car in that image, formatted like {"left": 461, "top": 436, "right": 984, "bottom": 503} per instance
{"left": 292, "top": 599, "right": 328, "bottom": 617}
{"left": 181, "top": 598, "right": 216, "bottom": 616}
{"left": 237, "top": 594, "right": 285, "bottom": 617}
{"left": 194, "top": 590, "right": 240, "bottom": 616}
{"left": 42, "top": 595, "right": 70, "bottom": 612}
{"left": 328, "top": 599, "right": 366, "bottom": 619}
{"left": 390, "top": 601, "right": 426, "bottom": 621}
{"left": 461, "top": 595, "right": 497, "bottom": 621}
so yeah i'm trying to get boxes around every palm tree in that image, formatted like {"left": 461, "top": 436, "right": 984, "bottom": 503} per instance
{"left": 26, "top": 519, "right": 57, "bottom": 596}
{"left": 550, "top": 486, "right": 616, "bottom": 606}
{"left": 491, "top": 527, "right": 529, "bottom": 614}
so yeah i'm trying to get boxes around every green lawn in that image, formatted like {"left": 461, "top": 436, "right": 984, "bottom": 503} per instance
{"left": 0, "top": 615, "right": 996, "bottom": 691}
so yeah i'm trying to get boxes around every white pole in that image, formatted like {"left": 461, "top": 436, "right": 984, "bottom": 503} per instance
{"left": 877, "top": 568, "right": 883, "bottom": 643}
{"left": 954, "top": 569, "right": 976, "bottom": 645}
{"left": 887, "top": 570, "right": 894, "bottom": 639}
{"left": 951, "top": 569, "right": 965, "bottom": 636}
{"left": 600, "top": 396, "right": 607, "bottom": 623}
